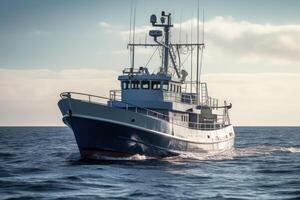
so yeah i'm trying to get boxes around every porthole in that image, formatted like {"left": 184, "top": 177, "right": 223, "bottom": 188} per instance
{"left": 131, "top": 118, "right": 135, "bottom": 122}
{"left": 207, "top": 135, "right": 210, "bottom": 139}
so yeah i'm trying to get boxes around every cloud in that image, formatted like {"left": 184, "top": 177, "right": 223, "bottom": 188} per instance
{"left": 202, "top": 73, "right": 300, "bottom": 125}
{"left": 0, "top": 69, "right": 119, "bottom": 126}
{"left": 201, "top": 16, "right": 300, "bottom": 65}
{"left": 98, "top": 21, "right": 113, "bottom": 29}
{"left": 0, "top": 69, "right": 299, "bottom": 126}
{"left": 119, "top": 16, "right": 300, "bottom": 72}
{"left": 120, "top": 25, "right": 152, "bottom": 41}
{"left": 98, "top": 21, "right": 117, "bottom": 33}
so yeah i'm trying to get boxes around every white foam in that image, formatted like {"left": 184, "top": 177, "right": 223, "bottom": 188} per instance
{"left": 282, "top": 147, "right": 300, "bottom": 153}
{"left": 173, "top": 145, "right": 300, "bottom": 161}
{"left": 128, "top": 154, "right": 149, "bottom": 160}
{"left": 90, "top": 154, "right": 151, "bottom": 161}
{"left": 176, "top": 149, "right": 236, "bottom": 161}
{"left": 75, "top": 146, "right": 300, "bottom": 162}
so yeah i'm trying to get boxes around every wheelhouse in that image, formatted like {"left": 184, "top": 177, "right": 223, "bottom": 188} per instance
{"left": 120, "top": 79, "right": 182, "bottom": 93}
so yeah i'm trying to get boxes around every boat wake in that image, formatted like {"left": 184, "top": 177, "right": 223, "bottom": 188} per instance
{"left": 90, "top": 153, "right": 152, "bottom": 161}
{"left": 174, "top": 145, "right": 300, "bottom": 161}
{"left": 67, "top": 146, "right": 300, "bottom": 162}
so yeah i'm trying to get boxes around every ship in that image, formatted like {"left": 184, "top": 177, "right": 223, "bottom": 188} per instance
{"left": 58, "top": 11, "right": 235, "bottom": 159}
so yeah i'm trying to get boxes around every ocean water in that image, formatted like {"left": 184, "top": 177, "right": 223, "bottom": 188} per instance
{"left": 0, "top": 127, "right": 299, "bottom": 200}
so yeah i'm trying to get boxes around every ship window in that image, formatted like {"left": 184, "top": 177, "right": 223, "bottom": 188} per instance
{"left": 162, "top": 82, "right": 169, "bottom": 91}
{"left": 141, "top": 81, "right": 150, "bottom": 89}
{"left": 122, "top": 81, "right": 130, "bottom": 90}
{"left": 173, "top": 84, "right": 177, "bottom": 92}
{"left": 131, "top": 81, "right": 140, "bottom": 89}
{"left": 177, "top": 85, "right": 180, "bottom": 93}
{"left": 151, "top": 81, "right": 161, "bottom": 90}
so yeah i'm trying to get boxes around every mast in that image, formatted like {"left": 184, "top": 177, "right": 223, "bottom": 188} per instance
{"left": 128, "top": 11, "right": 204, "bottom": 78}
{"left": 131, "top": 1, "right": 137, "bottom": 69}
{"left": 149, "top": 11, "right": 173, "bottom": 74}
{"left": 199, "top": 9, "right": 205, "bottom": 86}
{"left": 196, "top": 0, "right": 200, "bottom": 104}
{"left": 128, "top": 0, "right": 133, "bottom": 68}
{"left": 163, "top": 12, "right": 171, "bottom": 74}
{"left": 190, "top": 13, "right": 193, "bottom": 93}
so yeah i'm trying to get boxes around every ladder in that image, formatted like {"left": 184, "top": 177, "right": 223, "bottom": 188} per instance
{"left": 200, "top": 83, "right": 209, "bottom": 105}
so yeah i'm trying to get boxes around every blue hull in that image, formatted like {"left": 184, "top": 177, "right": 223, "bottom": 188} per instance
{"left": 64, "top": 116, "right": 189, "bottom": 159}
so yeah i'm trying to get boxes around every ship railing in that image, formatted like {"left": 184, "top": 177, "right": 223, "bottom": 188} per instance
{"left": 60, "top": 92, "right": 228, "bottom": 131}
{"left": 188, "top": 121, "right": 226, "bottom": 130}
{"left": 110, "top": 90, "right": 219, "bottom": 109}
{"left": 163, "top": 91, "right": 197, "bottom": 105}
{"left": 60, "top": 91, "right": 168, "bottom": 121}
{"left": 109, "top": 90, "right": 121, "bottom": 101}
{"left": 61, "top": 92, "right": 110, "bottom": 105}
{"left": 163, "top": 91, "right": 219, "bottom": 107}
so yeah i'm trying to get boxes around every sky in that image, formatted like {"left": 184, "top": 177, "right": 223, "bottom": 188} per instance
{"left": 0, "top": 0, "right": 300, "bottom": 126}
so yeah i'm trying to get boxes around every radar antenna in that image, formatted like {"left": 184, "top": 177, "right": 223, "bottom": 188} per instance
{"left": 127, "top": 10, "right": 204, "bottom": 81}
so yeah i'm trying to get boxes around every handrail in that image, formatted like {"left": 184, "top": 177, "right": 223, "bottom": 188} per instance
{"left": 60, "top": 91, "right": 228, "bottom": 130}
{"left": 61, "top": 91, "right": 169, "bottom": 121}
{"left": 60, "top": 91, "right": 110, "bottom": 101}
{"left": 109, "top": 90, "right": 122, "bottom": 101}
{"left": 110, "top": 89, "right": 224, "bottom": 109}
{"left": 163, "top": 91, "right": 196, "bottom": 105}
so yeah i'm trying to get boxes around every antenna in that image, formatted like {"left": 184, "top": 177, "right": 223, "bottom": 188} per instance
{"left": 129, "top": 0, "right": 133, "bottom": 66}
{"left": 202, "top": 9, "right": 205, "bottom": 44}
{"left": 196, "top": 0, "right": 200, "bottom": 105}
{"left": 128, "top": 11, "right": 201, "bottom": 79}
{"left": 131, "top": 0, "right": 137, "bottom": 69}
{"left": 179, "top": 9, "right": 182, "bottom": 44}
{"left": 199, "top": 9, "right": 204, "bottom": 87}
{"left": 190, "top": 13, "right": 193, "bottom": 93}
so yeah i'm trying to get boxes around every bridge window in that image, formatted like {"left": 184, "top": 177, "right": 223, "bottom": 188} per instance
{"left": 171, "top": 84, "right": 176, "bottom": 92}
{"left": 141, "top": 81, "right": 150, "bottom": 89}
{"left": 173, "top": 84, "right": 177, "bottom": 92}
{"left": 131, "top": 81, "right": 140, "bottom": 89}
{"left": 151, "top": 81, "right": 161, "bottom": 90}
{"left": 122, "top": 81, "right": 130, "bottom": 89}
{"left": 162, "top": 82, "right": 169, "bottom": 91}
{"left": 177, "top": 85, "right": 181, "bottom": 93}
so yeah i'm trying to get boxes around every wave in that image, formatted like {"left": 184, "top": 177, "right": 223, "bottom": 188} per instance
{"left": 234, "top": 145, "right": 300, "bottom": 156}
{"left": 175, "top": 145, "right": 300, "bottom": 161}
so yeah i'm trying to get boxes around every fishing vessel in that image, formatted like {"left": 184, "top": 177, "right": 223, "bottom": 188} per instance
{"left": 58, "top": 11, "right": 235, "bottom": 159}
